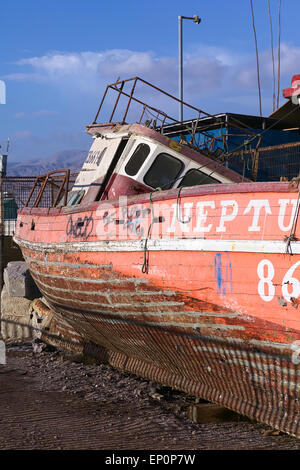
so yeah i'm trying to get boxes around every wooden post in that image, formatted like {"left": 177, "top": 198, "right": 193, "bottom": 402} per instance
{"left": 0, "top": 153, "right": 7, "bottom": 340}
{"left": 251, "top": 137, "right": 262, "bottom": 182}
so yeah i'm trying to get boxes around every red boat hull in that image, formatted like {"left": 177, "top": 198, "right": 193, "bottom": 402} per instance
{"left": 14, "top": 181, "right": 300, "bottom": 437}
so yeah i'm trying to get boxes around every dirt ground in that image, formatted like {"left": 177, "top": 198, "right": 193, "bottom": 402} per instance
{"left": 0, "top": 341, "right": 300, "bottom": 451}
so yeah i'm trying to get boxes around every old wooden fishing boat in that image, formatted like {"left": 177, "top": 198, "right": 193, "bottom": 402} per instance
{"left": 14, "top": 77, "right": 300, "bottom": 437}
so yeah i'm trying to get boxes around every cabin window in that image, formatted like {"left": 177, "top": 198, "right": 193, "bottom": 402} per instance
{"left": 178, "top": 169, "right": 219, "bottom": 187}
{"left": 57, "top": 190, "right": 85, "bottom": 207}
{"left": 144, "top": 153, "right": 184, "bottom": 190}
{"left": 125, "top": 143, "right": 151, "bottom": 176}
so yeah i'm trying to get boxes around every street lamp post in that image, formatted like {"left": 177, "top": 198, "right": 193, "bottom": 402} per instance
{"left": 178, "top": 15, "right": 201, "bottom": 122}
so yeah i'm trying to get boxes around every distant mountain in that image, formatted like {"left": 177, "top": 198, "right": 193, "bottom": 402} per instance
{"left": 7, "top": 150, "right": 87, "bottom": 176}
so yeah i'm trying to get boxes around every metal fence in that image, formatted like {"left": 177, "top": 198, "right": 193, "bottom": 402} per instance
{"left": 225, "top": 141, "right": 300, "bottom": 182}
{"left": 3, "top": 176, "right": 37, "bottom": 208}
{"left": 2, "top": 174, "right": 78, "bottom": 236}
{"left": 3, "top": 174, "right": 78, "bottom": 208}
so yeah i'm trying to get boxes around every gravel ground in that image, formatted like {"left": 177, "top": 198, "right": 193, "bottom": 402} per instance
{"left": 0, "top": 340, "right": 299, "bottom": 451}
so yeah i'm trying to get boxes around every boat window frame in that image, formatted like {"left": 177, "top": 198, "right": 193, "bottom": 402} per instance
{"left": 124, "top": 142, "right": 151, "bottom": 177}
{"left": 178, "top": 168, "right": 220, "bottom": 188}
{"left": 143, "top": 152, "right": 184, "bottom": 190}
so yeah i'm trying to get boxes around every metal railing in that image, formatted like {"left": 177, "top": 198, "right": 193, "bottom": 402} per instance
{"left": 91, "top": 77, "right": 269, "bottom": 159}
{"left": 25, "top": 169, "right": 70, "bottom": 208}
{"left": 92, "top": 76, "right": 217, "bottom": 146}
{"left": 2, "top": 173, "right": 77, "bottom": 210}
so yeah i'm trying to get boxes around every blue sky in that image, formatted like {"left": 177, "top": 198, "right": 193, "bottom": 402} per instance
{"left": 1, "top": 0, "right": 300, "bottom": 163}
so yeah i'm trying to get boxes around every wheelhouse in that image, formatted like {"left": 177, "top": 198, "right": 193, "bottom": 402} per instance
{"left": 71, "top": 125, "right": 245, "bottom": 205}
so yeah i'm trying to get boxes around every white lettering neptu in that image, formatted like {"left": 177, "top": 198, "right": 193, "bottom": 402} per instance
{"left": 216, "top": 200, "right": 238, "bottom": 232}
{"left": 243, "top": 199, "right": 272, "bottom": 232}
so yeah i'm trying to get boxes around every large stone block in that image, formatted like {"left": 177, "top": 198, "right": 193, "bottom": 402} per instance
{"left": 0, "top": 285, "right": 33, "bottom": 340}
{"left": 4, "top": 261, "right": 40, "bottom": 299}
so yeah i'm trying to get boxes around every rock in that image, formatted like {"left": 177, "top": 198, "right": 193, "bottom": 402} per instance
{"left": 4, "top": 261, "right": 41, "bottom": 299}
{"left": 149, "top": 392, "right": 163, "bottom": 401}
{"left": 0, "top": 285, "right": 33, "bottom": 340}
{"left": 32, "top": 338, "right": 47, "bottom": 354}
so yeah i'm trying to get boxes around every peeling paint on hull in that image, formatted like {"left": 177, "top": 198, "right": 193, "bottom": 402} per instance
{"left": 14, "top": 184, "right": 300, "bottom": 437}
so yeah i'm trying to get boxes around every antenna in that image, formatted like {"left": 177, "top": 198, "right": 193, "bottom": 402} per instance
{"left": 250, "top": 0, "right": 262, "bottom": 117}
{"left": 268, "top": 0, "right": 276, "bottom": 112}
{"left": 277, "top": 0, "right": 281, "bottom": 109}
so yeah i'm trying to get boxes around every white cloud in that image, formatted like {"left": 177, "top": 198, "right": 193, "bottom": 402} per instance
{"left": 4, "top": 42, "right": 300, "bottom": 116}
{"left": 6, "top": 42, "right": 300, "bottom": 162}
{"left": 235, "top": 43, "right": 300, "bottom": 90}
{"left": 5, "top": 49, "right": 225, "bottom": 96}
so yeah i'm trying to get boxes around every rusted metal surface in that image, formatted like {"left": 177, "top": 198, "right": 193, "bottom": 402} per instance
{"left": 25, "top": 169, "right": 70, "bottom": 208}
{"left": 2, "top": 174, "right": 77, "bottom": 210}
{"left": 90, "top": 76, "right": 219, "bottom": 156}
{"left": 92, "top": 76, "right": 214, "bottom": 126}
{"left": 90, "top": 76, "right": 297, "bottom": 161}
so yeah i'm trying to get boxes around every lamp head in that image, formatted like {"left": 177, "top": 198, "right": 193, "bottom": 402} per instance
{"left": 193, "top": 15, "right": 201, "bottom": 24}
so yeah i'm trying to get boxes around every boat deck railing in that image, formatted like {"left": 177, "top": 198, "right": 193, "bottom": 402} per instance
{"left": 91, "top": 77, "right": 264, "bottom": 157}
{"left": 24, "top": 169, "right": 71, "bottom": 208}
{"left": 92, "top": 77, "right": 220, "bottom": 147}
